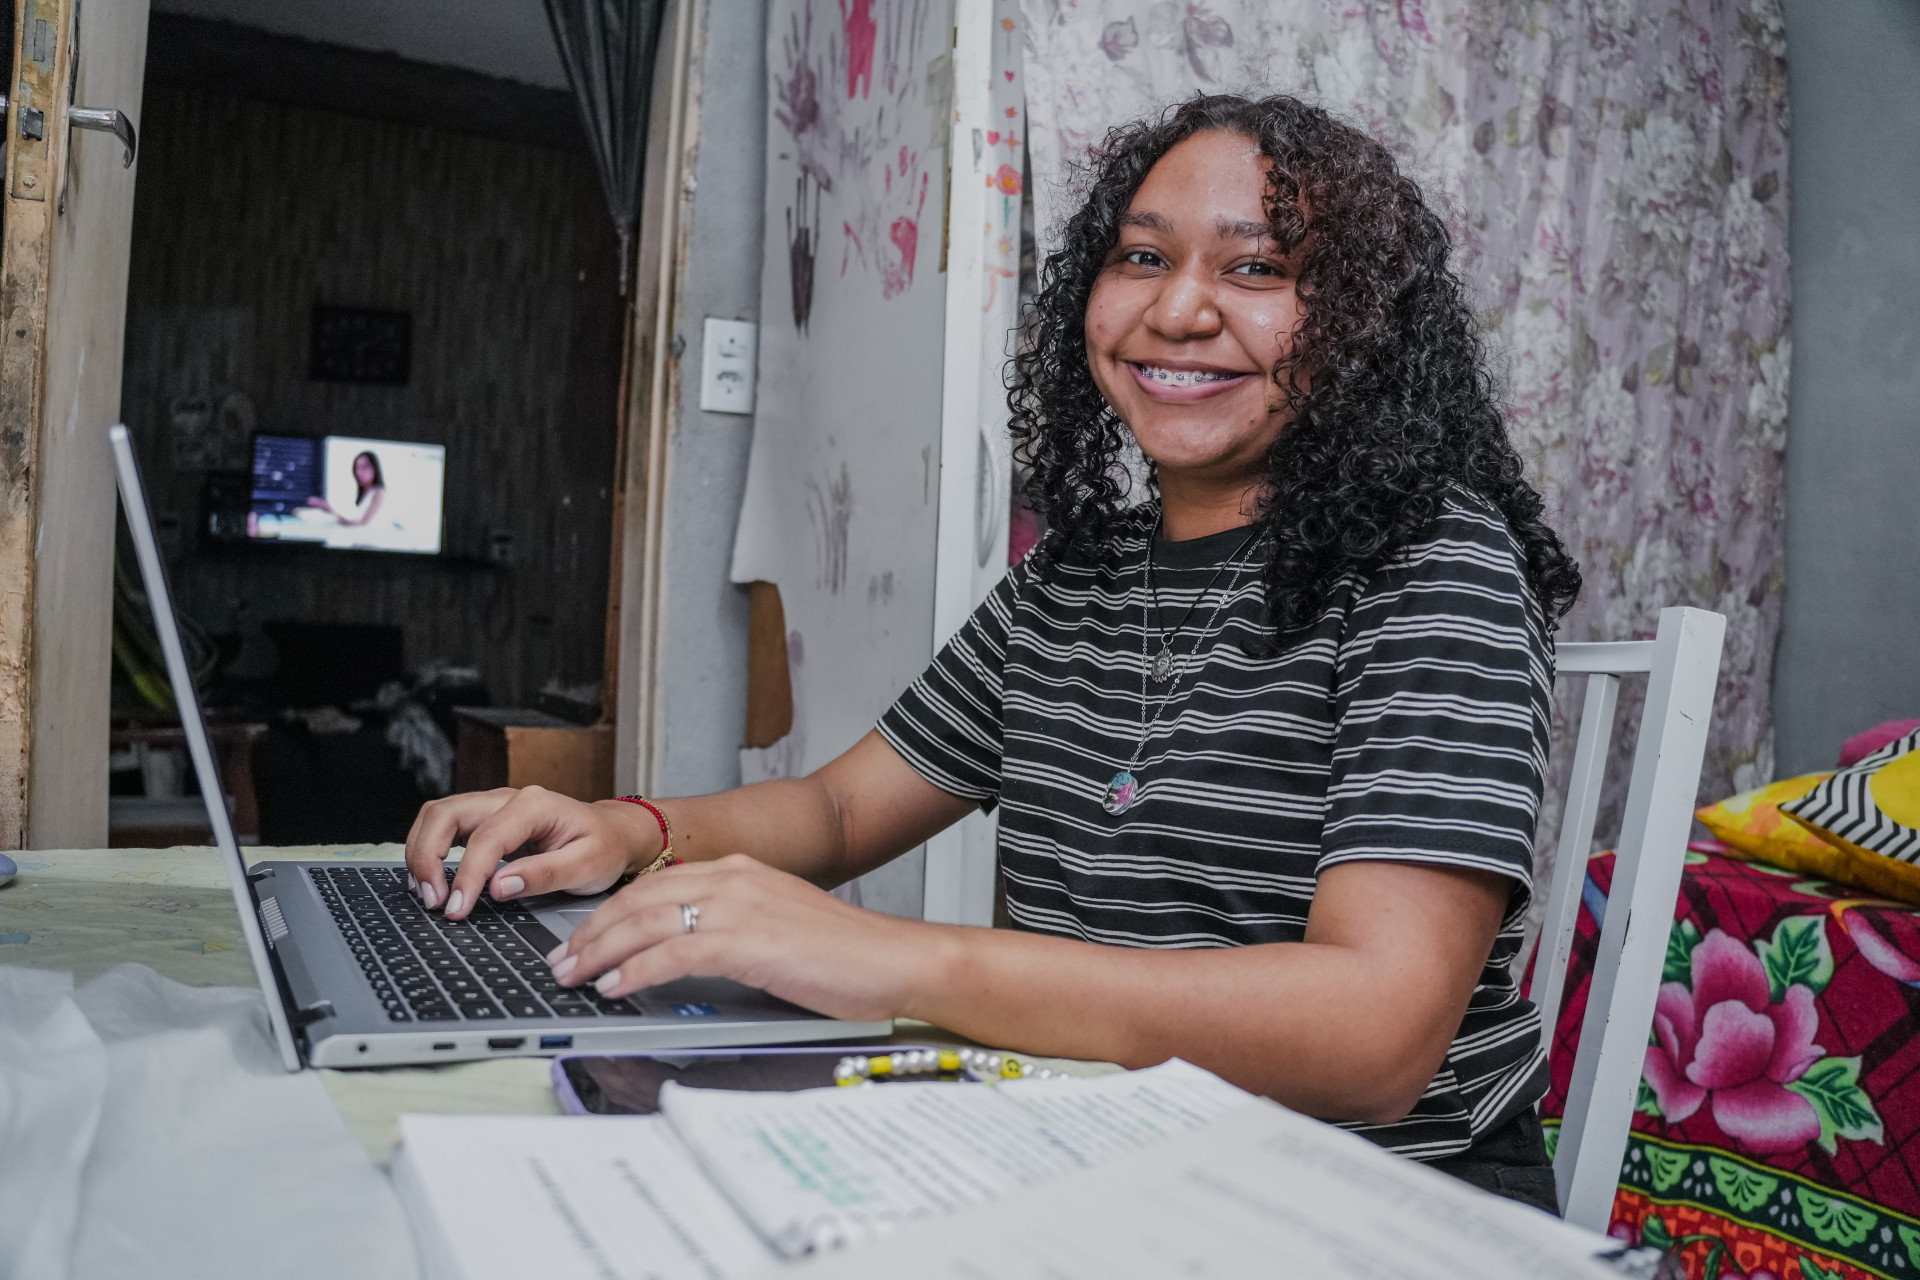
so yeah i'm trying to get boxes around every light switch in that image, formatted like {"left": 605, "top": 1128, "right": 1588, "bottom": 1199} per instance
{"left": 699, "top": 318, "right": 758, "bottom": 415}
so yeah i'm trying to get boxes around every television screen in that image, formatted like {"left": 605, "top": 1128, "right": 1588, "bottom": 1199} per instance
{"left": 248, "top": 435, "right": 445, "bottom": 555}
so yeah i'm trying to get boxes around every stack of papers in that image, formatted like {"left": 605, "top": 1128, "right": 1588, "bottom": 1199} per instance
{"left": 392, "top": 1060, "right": 1620, "bottom": 1280}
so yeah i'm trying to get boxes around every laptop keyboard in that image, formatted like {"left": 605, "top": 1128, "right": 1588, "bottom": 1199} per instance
{"left": 309, "top": 865, "right": 645, "bottom": 1023}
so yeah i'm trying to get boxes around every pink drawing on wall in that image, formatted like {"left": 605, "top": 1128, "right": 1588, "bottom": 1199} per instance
{"left": 884, "top": 216, "right": 920, "bottom": 298}
{"left": 880, "top": 150, "right": 929, "bottom": 299}
{"left": 841, "top": 0, "right": 876, "bottom": 99}
{"left": 778, "top": 0, "right": 943, "bottom": 300}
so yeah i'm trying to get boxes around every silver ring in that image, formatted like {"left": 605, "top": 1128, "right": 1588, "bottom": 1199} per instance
{"left": 680, "top": 903, "right": 700, "bottom": 935}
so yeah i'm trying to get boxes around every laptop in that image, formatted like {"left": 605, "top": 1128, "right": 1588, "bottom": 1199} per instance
{"left": 111, "top": 424, "right": 891, "bottom": 1070}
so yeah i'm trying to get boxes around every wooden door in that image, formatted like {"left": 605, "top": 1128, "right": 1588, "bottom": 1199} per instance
{"left": 0, "top": 0, "right": 149, "bottom": 848}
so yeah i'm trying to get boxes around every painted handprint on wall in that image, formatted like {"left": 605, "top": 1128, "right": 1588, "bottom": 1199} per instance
{"left": 770, "top": 0, "right": 941, "bottom": 313}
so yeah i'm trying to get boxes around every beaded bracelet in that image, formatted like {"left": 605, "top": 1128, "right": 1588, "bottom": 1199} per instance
{"left": 833, "top": 1047, "right": 1058, "bottom": 1085}
{"left": 613, "top": 796, "right": 681, "bottom": 881}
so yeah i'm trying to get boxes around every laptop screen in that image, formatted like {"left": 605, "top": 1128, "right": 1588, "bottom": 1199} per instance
{"left": 111, "top": 424, "right": 306, "bottom": 1072}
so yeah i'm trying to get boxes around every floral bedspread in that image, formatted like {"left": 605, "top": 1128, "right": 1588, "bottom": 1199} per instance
{"left": 1540, "top": 851, "right": 1920, "bottom": 1280}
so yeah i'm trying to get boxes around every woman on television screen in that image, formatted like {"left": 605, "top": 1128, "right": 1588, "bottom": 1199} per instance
{"left": 307, "top": 449, "right": 386, "bottom": 527}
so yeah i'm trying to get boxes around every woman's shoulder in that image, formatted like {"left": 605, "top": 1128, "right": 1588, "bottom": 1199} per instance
{"left": 1384, "top": 484, "right": 1530, "bottom": 582}
{"left": 1015, "top": 504, "right": 1157, "bottom": 576}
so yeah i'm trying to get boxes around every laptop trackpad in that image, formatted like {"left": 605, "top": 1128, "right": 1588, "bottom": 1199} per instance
{"left": 531, "top": 896, "right": 611, "bottom": 941}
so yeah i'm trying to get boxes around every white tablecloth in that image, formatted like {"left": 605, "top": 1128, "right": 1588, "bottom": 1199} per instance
{"left": 0, "top": 962, "right": 418, "bottom": 1280}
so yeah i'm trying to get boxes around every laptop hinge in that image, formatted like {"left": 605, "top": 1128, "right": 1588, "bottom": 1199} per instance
{"left": 290, "top": 1000, "right": 334, "bottom": 1029}
{"left": 246, "top": 865, "right": 275, "bottom": 884}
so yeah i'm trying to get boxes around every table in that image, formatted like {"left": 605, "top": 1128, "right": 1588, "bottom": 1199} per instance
{"left": 1539, "top": 849, "right": 1920, "bottom": 1280}
{"left": 1, "top": 844, "right": 1102, "bottom": 1166}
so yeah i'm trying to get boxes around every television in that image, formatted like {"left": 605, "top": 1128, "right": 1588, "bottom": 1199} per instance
{"left": 247, "top": 435, "right": 445, "bottom": 555}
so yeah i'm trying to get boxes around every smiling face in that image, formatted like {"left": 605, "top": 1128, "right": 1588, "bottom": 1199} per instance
{"left": 1084, "top": 129, "right": 1304, "bottom": 523}
{"left": 354, "top": 454, "right": 378, "bottom": 486}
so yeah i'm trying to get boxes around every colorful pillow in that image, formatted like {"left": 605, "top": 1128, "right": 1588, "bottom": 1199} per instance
{"left": 1839, "top": 718, "right": 1920, "bottom": 769}
{"left": 1695, "top": 772, "right": 1842, "bottom": 879}
{"left": 1780, "top": 730, "right": 1920, "bottom": 908}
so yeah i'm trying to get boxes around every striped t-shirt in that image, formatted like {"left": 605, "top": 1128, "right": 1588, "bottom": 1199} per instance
{"left": 877, "top": 490, "right": 1553, "bottom": 1160}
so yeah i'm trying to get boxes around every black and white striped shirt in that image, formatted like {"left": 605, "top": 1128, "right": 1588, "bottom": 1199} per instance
{"left": 878, "top": 490, "right": 1552, "bottom": 1159}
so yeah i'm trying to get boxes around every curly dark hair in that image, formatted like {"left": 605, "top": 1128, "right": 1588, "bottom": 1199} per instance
{"left": 1009, "top": 93, "right": 1581, "bottom": 635}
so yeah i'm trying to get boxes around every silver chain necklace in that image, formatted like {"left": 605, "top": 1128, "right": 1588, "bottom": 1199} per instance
{"left": 1143, "top": 511, "right": 1255, "bottom": 684}
{"left": 1103, "top": 516, "right": 1262, "bottom": 816}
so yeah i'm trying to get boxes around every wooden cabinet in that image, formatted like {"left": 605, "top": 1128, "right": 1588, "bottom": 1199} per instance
{"left": 453, "top": 709, "right": 614, "bottom": 802}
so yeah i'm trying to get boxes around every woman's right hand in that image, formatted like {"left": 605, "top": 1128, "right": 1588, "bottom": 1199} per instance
{"left": 401, "top": 786, "right": 663, "bottom": 922}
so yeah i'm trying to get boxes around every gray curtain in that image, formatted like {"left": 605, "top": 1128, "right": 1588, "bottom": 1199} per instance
{"left": 543, "top": 0, "right": 670, "bottom": 294}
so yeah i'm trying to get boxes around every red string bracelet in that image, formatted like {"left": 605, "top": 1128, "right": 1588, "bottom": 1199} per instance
{"left": 614, "top": 796, "right": 681, "bottom": 876}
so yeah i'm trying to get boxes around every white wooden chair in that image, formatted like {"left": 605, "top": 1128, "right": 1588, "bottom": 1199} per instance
{"left": 1530, "top": 606, "right": 1727, "bottom": 1229}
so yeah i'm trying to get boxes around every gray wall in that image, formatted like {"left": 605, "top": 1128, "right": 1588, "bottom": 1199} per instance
{"left": 652, "top": 2, "right": 769, "bottom": 796}
{"left": 1772, "top": 0, "right": 1920, "bottom": 776}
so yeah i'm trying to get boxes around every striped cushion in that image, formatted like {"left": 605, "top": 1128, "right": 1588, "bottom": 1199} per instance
{"left": 1781, "top": 728, "right": 1920, "bottom": 865}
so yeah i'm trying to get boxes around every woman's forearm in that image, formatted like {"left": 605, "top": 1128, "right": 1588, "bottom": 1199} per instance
{"left": 896, "top": 860, "right": 1508, "bottom": 1123}
{"left": 901, "top": 926, "right": 1430, "bottom": 1121}
{"left": 628, "top": 777, "right": 851, "bottom": 884}
{"left": 617, "top": 730, "right": 975, "bottom": 889}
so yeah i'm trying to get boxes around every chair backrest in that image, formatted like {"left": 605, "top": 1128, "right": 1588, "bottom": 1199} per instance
{"left": 1532, "top": 605, "right": 1726, "bottom": 1231}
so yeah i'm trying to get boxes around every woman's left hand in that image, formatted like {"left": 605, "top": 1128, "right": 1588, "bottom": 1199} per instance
{"left": 547, "top": 854, "right": 937, "bottom": 1023}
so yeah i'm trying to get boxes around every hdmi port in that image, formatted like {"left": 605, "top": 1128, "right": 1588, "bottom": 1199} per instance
{"left": 488, "top": 1036, "right": 526, "bottom": 1050}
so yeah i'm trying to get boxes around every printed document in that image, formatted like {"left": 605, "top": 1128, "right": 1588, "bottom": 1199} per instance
{"left": 795, "top": 1096, "right": 1619, "bottom": 1279}
{"left": 393, "top": 1060, "right": 1618, "bottom": 1279}
{"left": 656, "top": 1057, "right": 1252, "bottom": 1256}
{"left": 392, "top": 1113, "right": 775, "bottom": 1280}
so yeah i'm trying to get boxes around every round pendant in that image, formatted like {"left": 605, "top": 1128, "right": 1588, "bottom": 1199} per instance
{"left": 1149, "top": 645, "right": 1175, "bottom": 683}
{"left": 1103, "top": 770, "right": 1138, "bottom": 814}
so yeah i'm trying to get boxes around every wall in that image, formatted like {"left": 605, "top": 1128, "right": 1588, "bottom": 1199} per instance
{"left": 152, "top": 0, "right": 567, "bottom": 88}
{"left": 123, "top": 25, "right": 624, "bottom": 709}
{"left": 1771, "top": 0, "right": 1920, "bottom": 775}
{"left": 649, "top": 0, "right": 767, "bottom": 798}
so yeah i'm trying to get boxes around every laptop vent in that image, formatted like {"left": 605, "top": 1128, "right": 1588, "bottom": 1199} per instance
{"left": 259, "top": 896, "right": 290, "bottom": 946}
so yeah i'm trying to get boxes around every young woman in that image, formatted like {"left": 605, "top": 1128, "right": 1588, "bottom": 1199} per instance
{"left": 404, "top": 94, "right": 1580, "bottom": 1208}
{"left": 307, "top": 449, "right": 386, "bottom": 527}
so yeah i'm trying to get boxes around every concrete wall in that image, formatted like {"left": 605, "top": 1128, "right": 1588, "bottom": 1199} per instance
{"left": 651, "top": 1, "right": 768, "bottom": 797}
{"left": 1772, "top": 0, "right": 1920, "bottom": 775}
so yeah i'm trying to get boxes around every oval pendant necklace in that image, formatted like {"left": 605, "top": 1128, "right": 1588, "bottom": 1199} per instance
{"left": 1149, "top": 644, "right": 1176, "bottom": 684}
{"left": 1104, "top": 514, "right": 1262, "bottom": 816}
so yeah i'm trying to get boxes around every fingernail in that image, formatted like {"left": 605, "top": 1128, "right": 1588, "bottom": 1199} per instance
{"left": 407, "top": 872, "right": 418, "bottom": 890}
{"left": 594, "top": 970, "right": 621, "bottom": 995}
{"left": 446, "top": 889, "right": 465, "bottom": 916}
{"left": 494, "top": 875, "right": 525, "bottom": 899}
{"left": 545, "top": 941, "right": 568, "bottom": 965}
{"left": 552, "top": 955, "right": 579, "bottom": 982}
{"left": 419, "top": 882, "right": 436, "bottom": 908}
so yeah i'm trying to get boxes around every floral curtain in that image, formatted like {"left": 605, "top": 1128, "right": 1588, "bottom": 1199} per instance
{"left": 1020, "top": 0, "right": 1793, "bottom": 881}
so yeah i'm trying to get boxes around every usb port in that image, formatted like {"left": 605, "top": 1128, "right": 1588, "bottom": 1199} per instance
{"left": 539, "top": 1035, "right": 574, "bottom": 1050}
{"left": 488, "top": 1036, "right": 526, "bottom": 1050}
{"left": 432, "top": 1042, "right": 456, "bottom": 1051}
